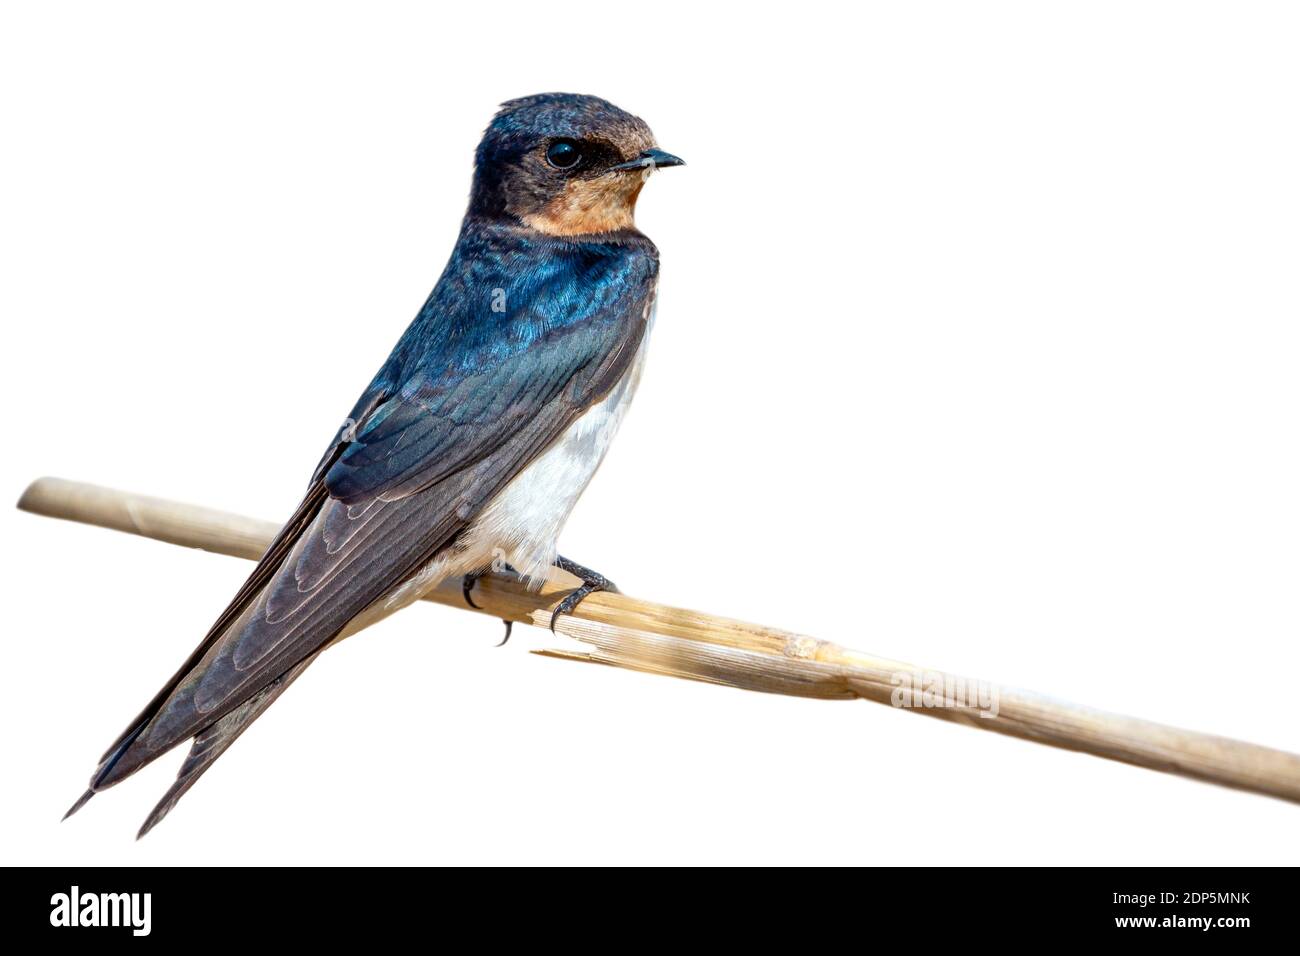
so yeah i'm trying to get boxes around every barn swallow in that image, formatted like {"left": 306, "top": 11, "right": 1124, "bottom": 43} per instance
{"left": 65, "top": 93, "right": 683, "bottom": 836}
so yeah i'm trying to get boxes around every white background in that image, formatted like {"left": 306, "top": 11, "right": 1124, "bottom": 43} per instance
{"left": 2, "top": 1, "right": 1298, "bottom": 865}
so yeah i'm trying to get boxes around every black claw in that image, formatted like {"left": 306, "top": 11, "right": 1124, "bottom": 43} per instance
{"left": 471, "top": 558, "right": 615, "bottom": 635}
{"left": 463, "top": 571, "right": 514, "bottom": 645}
{"left": 548, "top": 554, "right": 618, "bottom": 631}
{"left": 549, "top": 585, "right": 598, "bottom": 631}
{"left": 462, "top": 574, "right": 482, "bottom": 610}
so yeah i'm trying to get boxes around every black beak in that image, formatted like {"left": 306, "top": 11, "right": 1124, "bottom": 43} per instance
{"left": 609, "top": 148, "right": 686, "bottom": 172}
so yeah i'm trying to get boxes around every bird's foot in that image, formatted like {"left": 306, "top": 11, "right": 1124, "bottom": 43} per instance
{"left": 461, "top": 572, "right": 485, "bottom": 610}
{"left": 462, "top": 561, "right": 519, "bottom": 608}
{"left": 461, "top": 565, "right": 518, "bottom": 646}
{"left": 549, "top": 555, "right": 619, "bottom": 631}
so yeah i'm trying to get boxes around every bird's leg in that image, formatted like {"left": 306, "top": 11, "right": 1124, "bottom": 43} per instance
{"left": 549, "top": 555, "right": 620, "bottom": 631}
{"left": 461, "top": 563, "right": 518, "bottom": 645}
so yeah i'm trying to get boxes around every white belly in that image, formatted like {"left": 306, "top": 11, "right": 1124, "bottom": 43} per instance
{"left": 381, "top": 321, "right": 652, "bottom": 610}
{"left": 452, "top": 334, "right": 650, "bottom": 586}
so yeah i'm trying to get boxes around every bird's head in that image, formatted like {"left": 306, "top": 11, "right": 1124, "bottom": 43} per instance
{"left": 468, "top": 93, "right": 683, "bottom": 237}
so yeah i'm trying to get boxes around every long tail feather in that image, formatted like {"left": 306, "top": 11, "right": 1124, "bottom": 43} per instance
{"left": 62, "top": 788, "right": 96, "bottom": 821}
{"left": 136, "top": 652, "right": 320, "bottom": 839}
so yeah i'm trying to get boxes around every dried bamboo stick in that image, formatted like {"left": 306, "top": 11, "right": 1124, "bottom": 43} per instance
{"left": 17, "top": 475, "right": 1300, "bottom": 804}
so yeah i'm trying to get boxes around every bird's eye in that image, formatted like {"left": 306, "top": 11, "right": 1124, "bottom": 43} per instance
{"left": 546, "top": 139, "right": 581, "bottom": 170}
